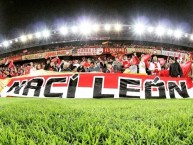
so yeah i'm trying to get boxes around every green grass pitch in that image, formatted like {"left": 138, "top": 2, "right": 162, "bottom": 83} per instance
{"left": 0, "top": 98, "right": 193, "bottom": 145}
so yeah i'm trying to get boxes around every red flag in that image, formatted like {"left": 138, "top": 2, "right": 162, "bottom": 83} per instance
{"left": 51, "top": 57, "right": 61, "bottom": 65}
{"left": 142, "top": 54, "right": 151, "bottom": 68}
{"left": 180, "top": 61, "right": 192, "bottom": 78}
{"left": 8, "top": 60, "right": 14, "bottom": 68}
{"left": 51, "top": 57, "right": 57, "bottom": 62}
{"left": 131, "top": 56, "right": 140, "bottom": 65}
{"left": 159, "top": 70, "right": 169, "bottom": 77}
{"left": 142, "top": 54, "right": 151, "bottom": 62}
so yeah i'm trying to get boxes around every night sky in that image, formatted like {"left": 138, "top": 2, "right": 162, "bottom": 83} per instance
{"left": 0, "top": 0, "right": 193, "bottom": 40}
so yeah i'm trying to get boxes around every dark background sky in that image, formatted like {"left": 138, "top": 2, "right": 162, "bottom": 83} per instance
{"left": 0, "top": 0, "right": 193, "bottom": 40}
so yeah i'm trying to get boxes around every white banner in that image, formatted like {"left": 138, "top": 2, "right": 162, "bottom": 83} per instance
{"left": 162, "top": 50, "right": 185, "bottom": 58}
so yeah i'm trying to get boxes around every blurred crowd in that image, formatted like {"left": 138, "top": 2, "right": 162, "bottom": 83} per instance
{"left": 1, "top": 42, "right": 189, "bottom": 59}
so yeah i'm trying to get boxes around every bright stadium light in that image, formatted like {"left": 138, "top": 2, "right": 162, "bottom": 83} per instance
{"left": 71, "top": 26, "right": 78, "bottom": 33}
{"left": 147, "top": 26, "right": 154, "bottom": 33}
{"left": 114, "top": 24, "right": 122, "bottom": 32}
{"left": 92, "top": 24, "right": 100, "bottom": 32}
{"left": 104, "top": 24, "right": 111, "bottom": 31}
{"left": 167, "top": 29, "right": 173, "bottom": 36}
{"left": 9, "top": 40, "right": 12, "bottom": 44}
{"left": 185, "top": 34, "right": 188, "bottom": 37}
{"left": 15, "top": 38, "right": 18, "bottom": 42}
{"left": 0, "top": 44, "right": 2, "bottom": 47}
{"left": 27, "top": 34, "right": 33, "bottom": 40}
{"left": 35, "top": 32, "right": 42, "bottom": 38}
{"left": 174, "top": 30, "right": 183, "bottom": 39}
{"left": 42, "top": 30, "right": 50, "bottom": 38}
{"left": 59, "top": 27, "right": 68, "bottom": 35}
{"left": 156, "top": 26, "right": 165, "bottom": 36}
{"left": 134, "top": 23, "right": 145, "bottom": 35}
{"left": 80, "top": 22, "right": 92, "bottom": 35}
{"left": 20, "top": 35, "right": 27, "bottom": 42}
{"left": 190, "top": 34, "right": 193, "bottom": 40}
{"left": 3, "top": 41, "right": 9, "bottom": 47}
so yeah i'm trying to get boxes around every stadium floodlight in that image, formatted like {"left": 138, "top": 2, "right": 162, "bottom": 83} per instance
{"left": 190, "top": 34, "right": 193, "bottom": 40}
{"left": 185, "top": 33, "right": 188, "bottom": 37}
{"left": 59, "top": 27, "right": 68, "bottom": 35}
{"left": 0, "top": 44, "right": 2, "bottom": 47}
{"left": 20, "top": 35, "right": 27, "bottom": 42}
{"left": 104, "top": 24, "right": 111, "bottom": 32}
{"left": 3, "top": 41, "right": 9, "bottom": 47}
{"left": 147, "top": 26, "right": 154, "bottom": 33}
{"left": 174, "top": 30, "right": 183, "bottom": 39}
{"left": 15, "top": 38, "right": 18, "bottom": 42}
{"left": 27, "top": 34, "right": 33, "bottom": 40}
{"left": 71, "top": 26, "right": 78, "bottom": 33}
{"left": 167, "top": 29, "right": 173, "bottom": 36}
{"left": 9, "top": 40, "right": 12, "bottom": 44}
{"left": 155, "top": 26, "right": 165, "bottom": 36}
{"left": 92, "top": 24, "right": 100, "bottom": 32}
{"left": 35, "top": 32, "right": 42, "bottom": 38}
{"left": 114, "top": 24, "right": 122, "bottom": 32}
{"left": 42, "top": 30, "right": 50, "bottom": 38}
{"left": 80, "top": 22, "right": 92, "bottom": 35}
{"left": 134, "top": 23, "right": 145, "bottom": 35}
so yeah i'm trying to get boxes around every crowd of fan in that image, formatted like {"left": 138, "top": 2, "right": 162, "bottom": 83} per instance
{"left": 0, "top": 52, "right": 190, "bottom": 79}
{"left": 2, "top": 42, "right": 188, "bottom": 59}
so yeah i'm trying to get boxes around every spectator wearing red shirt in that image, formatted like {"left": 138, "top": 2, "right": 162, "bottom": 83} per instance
{"left": 122, "top": 55, "right": 130, "bottom": 69}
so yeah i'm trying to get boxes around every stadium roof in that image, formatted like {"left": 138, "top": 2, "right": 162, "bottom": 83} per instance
{"left": 0, "top": 23, "right": 193, "bottom": 54}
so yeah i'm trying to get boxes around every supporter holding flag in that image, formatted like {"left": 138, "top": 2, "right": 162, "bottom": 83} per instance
{"left": 4, "top": 59, "right": 15, "bottom": 69}
{"left": 131, "top": 53, "right": 140, "bottom": 65}
{"left": 48, "top": 56, "right": 61, "bottom": 71}
{"left": 8, "top": 60, "right": 15, "bottom": 69}
{"left": 51, "top": 56, "right": 61, "bottom": 65}
{"left": 149, "top": 56, "right": 161, "bottom": 75}
{"left": 141, "top": 54, "right": 151, "bottom": 75}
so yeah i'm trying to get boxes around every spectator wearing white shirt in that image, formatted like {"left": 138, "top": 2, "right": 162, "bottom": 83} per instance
{"left": 149, "top": 56, "right": 161, "bottom": 75}
{"left": 139, "top": 57, "right": 147, "bottom": 74}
